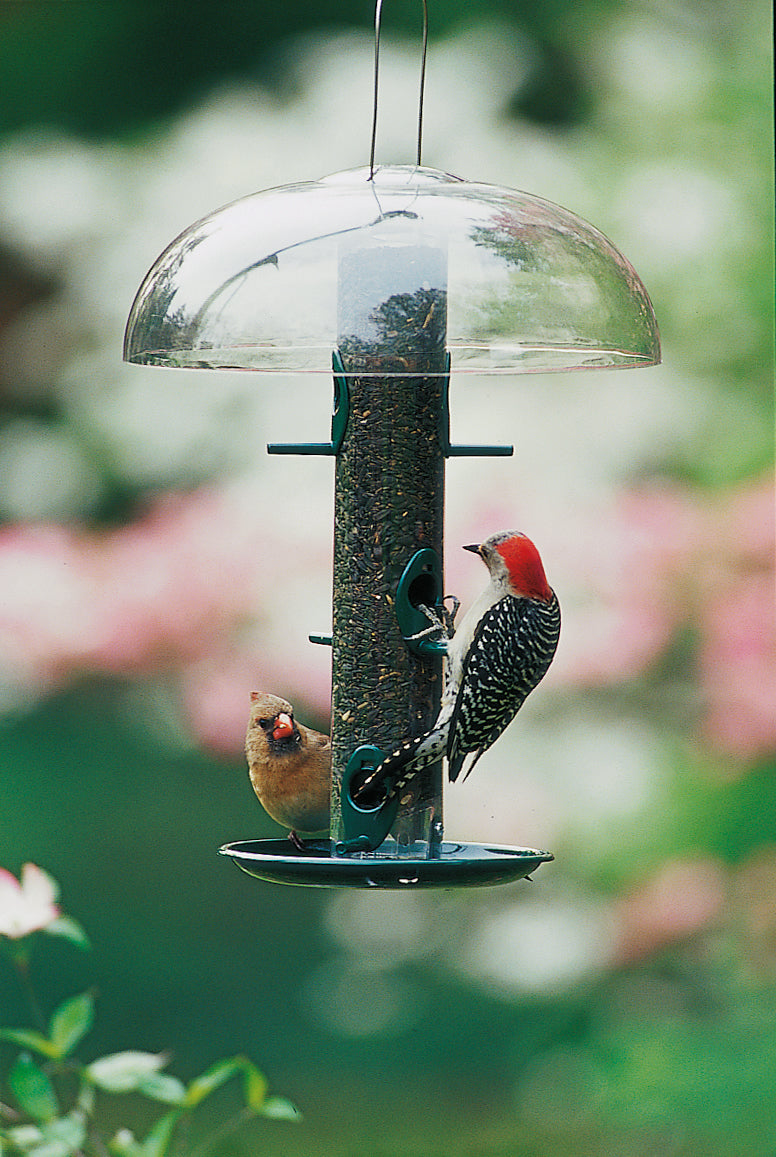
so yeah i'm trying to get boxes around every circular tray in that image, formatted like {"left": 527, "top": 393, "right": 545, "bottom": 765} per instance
{"left": 219, "top": 839, "right": 553, "bottom": 889}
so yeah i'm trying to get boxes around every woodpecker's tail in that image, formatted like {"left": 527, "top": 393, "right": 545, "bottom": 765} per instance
{"left": 353, "top": 726, "right": 448, "bottom": 805}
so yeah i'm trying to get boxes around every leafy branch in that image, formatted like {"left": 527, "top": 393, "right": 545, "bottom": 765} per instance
{"left": 0, "top": 865, "right": 299, "bottom": 1157}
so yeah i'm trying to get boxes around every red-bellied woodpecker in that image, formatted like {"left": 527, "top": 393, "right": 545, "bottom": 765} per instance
{"left": 245, "top": 692, "right": 331, "bottom": 850}
{"left": 357, "top": 531, "right": 560, "bottom": 802}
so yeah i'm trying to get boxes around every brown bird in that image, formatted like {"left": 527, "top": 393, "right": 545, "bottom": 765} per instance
{"left": 245, "top": 692, "right": 331, "bottom": 850}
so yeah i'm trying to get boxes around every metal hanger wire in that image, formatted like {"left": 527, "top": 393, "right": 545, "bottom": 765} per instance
{"left": 369, "top": 0, "right": 428, "bottom": 179}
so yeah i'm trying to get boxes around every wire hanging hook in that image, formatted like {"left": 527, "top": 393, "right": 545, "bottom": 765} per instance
{"left": 369, "top": 0, "right": 428, "bottom": 179}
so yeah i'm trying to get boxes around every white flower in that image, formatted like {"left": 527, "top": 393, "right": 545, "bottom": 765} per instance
{"left": 0, "top": 863, "right": 60, "bottom": 938}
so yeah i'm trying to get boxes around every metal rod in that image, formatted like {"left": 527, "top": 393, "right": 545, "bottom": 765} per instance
{"left": 369, "top": 0, "right": 428, "bottom": 178}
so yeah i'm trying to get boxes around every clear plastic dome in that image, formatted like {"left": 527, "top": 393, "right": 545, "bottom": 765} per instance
{"left": 124, "top": 164, "right": 660, "bottom": 375}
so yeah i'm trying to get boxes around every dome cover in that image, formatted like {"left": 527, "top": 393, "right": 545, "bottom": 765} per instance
{"left": 124, "top": 164, "right": 660, "bottom": 376}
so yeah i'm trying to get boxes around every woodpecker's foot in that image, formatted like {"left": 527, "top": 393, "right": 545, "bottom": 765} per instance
{"left": 442, "top": 594, "right": 460, "bottom": 633}
{"left": 288, "top": 830, "right": 307, "bottom": 852}
{"left": 408, "top": 602, "right": 451, "bottom": 645}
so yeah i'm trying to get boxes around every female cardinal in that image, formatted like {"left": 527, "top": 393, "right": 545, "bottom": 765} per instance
{"left": 245, "top": 692, "right": 331, "bottom": 850}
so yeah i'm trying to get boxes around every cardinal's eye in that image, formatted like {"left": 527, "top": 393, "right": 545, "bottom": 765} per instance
{"left": 258, "top": 718, "right": 270, "bottom": 728}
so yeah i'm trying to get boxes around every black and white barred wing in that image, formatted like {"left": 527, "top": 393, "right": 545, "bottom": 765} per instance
{"left": 446, "top": 593, "right": 561, "bottom": 782}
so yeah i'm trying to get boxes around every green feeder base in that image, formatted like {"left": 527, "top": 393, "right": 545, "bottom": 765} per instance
{"left": 219, "top": 839, "right": 553, "bottom": 889}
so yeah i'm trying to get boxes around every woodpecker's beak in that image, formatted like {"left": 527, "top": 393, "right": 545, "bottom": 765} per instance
{"left": 272, "top": 712, "right": 294, "bottom": 740}
{"left": 463, "top": 543, "right": 481, "bottom": 555}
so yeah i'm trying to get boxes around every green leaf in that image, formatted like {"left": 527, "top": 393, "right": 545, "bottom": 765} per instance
{"left": 182, "top": 1058, "right": 242, "bottom": 1108}
{"left": 48, "top": 993, "right": 94, "bottom": 1058}
{"left": 86, "top": 1052, "right": 167, "bottom": 1093}
{"left": 240, "top": 1061, "right": 268, "bottom": 1114}
{"left": 181, "top": 1056, "right": 268, "bottom": 1112}
{"left": 8, "top": 1055, "right": 58, "bottom": 1123}
{"left": 138, "top": 1112, "right": 180, "bottom": 1157}
{"left": 43, "top": 918, "right": 90, "bottom": 951}
{"left": 259, "top": 1095, "right": 302, "bottom": 1122}
{"left": 135, "top": 1074, "right": 186, "bottom": 1106}
{"left": 0, "top": 1031, "right": 58, "bottom": 1060}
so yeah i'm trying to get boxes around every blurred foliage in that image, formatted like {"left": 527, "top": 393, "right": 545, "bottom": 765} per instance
{"left": 0, "top": 0, "right": 610, "bottom": 139}
{"left": 0, "top": 871, "right": 300, "bottom": 1157}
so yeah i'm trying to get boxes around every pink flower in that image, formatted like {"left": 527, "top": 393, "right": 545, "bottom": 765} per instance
{"left": 549, "top": 472, "right": 776, "bottom": 760}
{"left": 700, "top": 572, "right": 776, "bottom": 760}
{"left": 1, "top": 470, "right": 771, "bottom": 762}
{"left": 0, "top": 863, "right": 60, "bottom": 939}
{"left": 615, "top": 858, "right": 726, "bottom": 963}
{"left": 0, "top": 486, "right": 329, "bottom": 692}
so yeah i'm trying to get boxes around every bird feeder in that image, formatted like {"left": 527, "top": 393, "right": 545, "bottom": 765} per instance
{"left": 123, "top": 1, "right": 659, "bottom": 888}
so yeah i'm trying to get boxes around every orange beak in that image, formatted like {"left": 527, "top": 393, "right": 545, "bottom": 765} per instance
{"left": 272, "top": 712, "right": 294, "bottom": 740}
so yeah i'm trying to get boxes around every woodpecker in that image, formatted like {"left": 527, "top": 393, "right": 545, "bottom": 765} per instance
{"left": 358, "top": 531, "right": 560, "bottom": 801}
{"left": 245, "top": 692, "right": 331, "bottom": 850}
